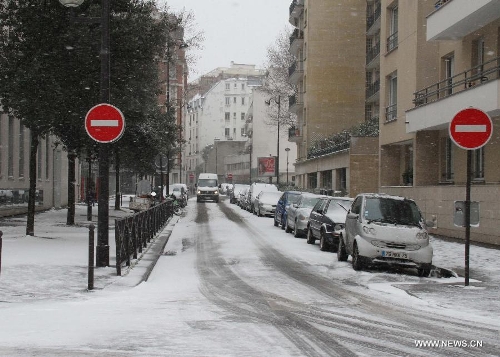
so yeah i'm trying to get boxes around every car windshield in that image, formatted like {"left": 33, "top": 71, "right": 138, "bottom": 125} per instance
{"left": 198, "top": 179, "right": 217, "bottom": 187}
{"left": 364, "top": 198, "right": 422, "bottom": 226}
{"left": 288, "top": 194, "right": 301, "bottom": 204}
{"left": 300, "top": 197, "right": 320, "bottom": 208}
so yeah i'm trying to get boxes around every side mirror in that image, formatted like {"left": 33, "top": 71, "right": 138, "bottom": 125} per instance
{"left": 425, "top": 220, "right": 434, "bottom": 228}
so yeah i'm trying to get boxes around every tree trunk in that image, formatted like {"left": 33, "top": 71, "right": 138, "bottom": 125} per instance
{"left": 114, "top": 149, "right": 121, "bottom": 210}
{"left": 26, "top": 133, "right": 39, "bottom": 236}
{"left": 66, "top": 152, "right": 76, "bottom": 225}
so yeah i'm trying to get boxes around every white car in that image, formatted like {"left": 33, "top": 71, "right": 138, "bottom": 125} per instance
{"left": 285, "top": 193, "right": 325, "bottom": 237}
{"left": 256, "top": 191, "right": 283, "bottom": 217}
{"left": 341, "top": 193, "right": 434, "bottom": 277}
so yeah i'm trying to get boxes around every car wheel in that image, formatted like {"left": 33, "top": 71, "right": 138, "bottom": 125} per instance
{"left": 274, "top": 213, "right": 279, "bottom": 227}
{"left": 285, "top": 219, "right": 292, "bottom": 233}
{"left": 319, "top": 231, "right": 329, "bottom": 251}
{"left": 417, "top": 267, "right": 431, "bottom": 277}
{"left": 306, "top": 227, "right": 315, "bottom": 244}
{"left": 293, "top": 221, "right": 301, "bottom": 238}
{"left": 352, "top": 242, "right": 364, "bottom": 271}
{"left": 337, "top": 235, "right": 348, "bottom": 261}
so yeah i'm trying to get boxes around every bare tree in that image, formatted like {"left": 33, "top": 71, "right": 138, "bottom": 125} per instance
{"left": 262, "top": 28, "right": 296, "bottom": 128}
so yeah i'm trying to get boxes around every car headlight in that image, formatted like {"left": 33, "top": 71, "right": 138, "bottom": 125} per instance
{"left": 363, "top": 226, "right": 376, "bottom": 235}
{"left": 416, "top": 231, "right": 428, "bottom": 240}
{"left": 214, "top": 191, "right": 219, "bottom": 195}
{"left": 197, "top": 190, "right": 201, "bottom": 194}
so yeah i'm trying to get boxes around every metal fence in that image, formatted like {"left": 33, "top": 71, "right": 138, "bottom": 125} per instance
{"left": 114, "top": 199, "right": 173, "bottom": 276}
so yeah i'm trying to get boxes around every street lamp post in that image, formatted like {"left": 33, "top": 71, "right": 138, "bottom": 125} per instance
{"left": 214, "top": 138, "right": 220, "bottom": 179}
{"left": 285, "top": 147, "right": 290, "bottom": 186}
{"left": 266, "top": 96, "right": 281, "bottom": 186}
{"left": 59, "top": 0, "right": 111, "bottom": 267}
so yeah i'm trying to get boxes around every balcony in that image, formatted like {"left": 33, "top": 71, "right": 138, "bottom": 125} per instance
{"left": 366, "top": 4, "right": 381, "bottom": 35}
{"left": 427, "top": 0, "right": 500, "bottom": 41}
{"left": 289, "top": 29, "right": 304, "bottom": 56}
{"left": 288, "top": 93, "right": 303, "bottom": 114}
{"left": 288, "top": 126, "right": 302, "bottom": 143}
{"left": 289, "top": 0, "right": 304, "bottom": 26}
{"left": 406, "top": 57, "right": 500, "bottom": 133}
{"left": 288, "top": 60, "right": 304, "bottom": 85}
{"left": 365, "top": 79, "right": 380, "bottom": 102}
{"left": 366, "top": 42, "right": 380, "bottom": 69}
{"left": 386, "top": 31, "right": 398, "bottom": 53}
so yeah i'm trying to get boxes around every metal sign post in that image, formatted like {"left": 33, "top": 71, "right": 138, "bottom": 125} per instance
{"left": 449, "top": 107, "right": 492, "bottom": 286}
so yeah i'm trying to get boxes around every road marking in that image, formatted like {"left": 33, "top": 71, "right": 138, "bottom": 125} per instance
{"left": 91, "top": 120, "right": 119, "bottom": 127}
{"left": 455, "top": 124, "right": 487, "bottom": 133}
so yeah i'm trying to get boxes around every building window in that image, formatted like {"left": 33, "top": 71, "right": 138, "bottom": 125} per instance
{"left": 241, "top": 128, "right": 246, "bottom": 136}
{"left": 241, "top": 97, "right": 245, "bottom": 105}
{"left": 225, "top": 128, "right": 230, "bottom": 137}
{"left": 233, "top": 128, "right": 236, "bottom": 137}
{"left": 19, "top": 125, "right": 24, "bottom": 177}
{"left": 233, "top": 112, "right": 236, "bottom": 120}
{"left": 37, "top": 138, "right": 42, "bottom": 180}
{"left": 233, "top": 97, "right": 236, "bottom": 104}
{"left": 234, "top": 83, "right": 237, "bottom": 88}
{"left": 8, "top": 116, "right": 14, "bottom": 177}
{"left": 241, "top": 83, "right": 245, "bottom": 90}
{"left": 387, "top": 4, "right": 398, "bottom": 52}
{"left": 338, "top": 168, "right": 347, "bottom": 191}
{"left": 225, "top": 97, "right": 230, "bottom": 106}
{"left": 472, "top": 147, "right": 484, "bottom": 180}
{"left": 225, "top": 83, "right": 230, "bottom": 90}
{"left": 386, "top": 72, "right": 397, "bottom": 122}
{"left": 45, "top": 137, "right": 50, "bottom": 180}
{"left": 445, "top": 137, "right": 454, "bottom": 181}
{"left": 444, "top": 55, "right": 455, "bottom": 96}
{"left": 241, "top": 112, "right": 245, "bottom": 120}
{"left": 225, "top": 112, "right": 230, "bottom": 121}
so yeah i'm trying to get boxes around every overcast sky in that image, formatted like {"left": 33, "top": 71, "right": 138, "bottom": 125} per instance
{"left": 161, "top": 0, "right": 292, "bottom": 81}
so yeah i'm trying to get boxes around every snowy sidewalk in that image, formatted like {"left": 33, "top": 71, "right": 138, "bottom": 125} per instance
{"left": 0, "top": 202, "right": 178, "bottom": 303}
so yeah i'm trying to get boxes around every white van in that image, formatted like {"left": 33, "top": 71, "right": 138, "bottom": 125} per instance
{"left": 196, "top": 173, "right": 219, "bottom": 203}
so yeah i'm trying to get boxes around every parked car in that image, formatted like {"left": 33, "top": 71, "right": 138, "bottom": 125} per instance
{"left": 238, "top": 186, "right": 250, "bottom": 208}
{"left": 273, "top": 191, "right": 301, "bottom": 229}
{"left": 248, "top": 183, "right": 278, "bottom": 213}
{"left": 307, "top": 196, "right": 353, "bottom": 251}
{"left": 230, "top": 184, "right": 249, "bottom": 204}
{"left": 341, "top": 193, "right": 434, "bottom": 277}
{"left": 285, "top": 193, "right": 325, "bottom": 237}
{"left": 255, "top": 191, "right": 283, "bottom": 217}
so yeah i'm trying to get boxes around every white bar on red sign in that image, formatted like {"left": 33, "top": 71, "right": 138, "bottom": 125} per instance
{"left": 91, "top": 120, "right": 119, "bottom": 127}
{"left": 455, "top": 125, "right": 487, "bottom": 132}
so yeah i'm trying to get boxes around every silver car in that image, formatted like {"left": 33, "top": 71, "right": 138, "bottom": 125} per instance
{"left": 285, "top": 193, "right": 325, "bottom": 237}
{"left": 341, "top": 193, "right": 433, "bottom": 277}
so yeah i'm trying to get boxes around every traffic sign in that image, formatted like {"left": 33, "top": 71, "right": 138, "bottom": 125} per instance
{"left": 227, "top": 173, "right": 233, "bottom": 180}
{"left": 189, "top": 173, "right": 194, "bottom": 180}
{"left": 449, "top": 108, "right": 492, "bottom": 150}
{"left": 85, "top": 103, "right": 125, "bottom": 143}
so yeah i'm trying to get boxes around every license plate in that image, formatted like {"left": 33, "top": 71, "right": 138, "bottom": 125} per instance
{"left": 382, "top": 250, "right": 408, "bottom": 259}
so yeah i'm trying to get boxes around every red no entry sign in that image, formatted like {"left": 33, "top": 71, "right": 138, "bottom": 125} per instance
{"left": 449, "top": 108, "right": 492, "bottom": 150}
{"left": 85, "top": 103, "right": 125, "bottom": 143}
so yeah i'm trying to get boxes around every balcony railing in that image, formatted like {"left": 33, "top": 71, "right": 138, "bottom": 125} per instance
{"left": 434, "top": 0, "right": 452, "bottom": 10}
{"left": 288, "top": 126, "right": 302, "bottom": 141}
{"left": 413, "top": 56, "right": 500, "bottom": 107}
{"left": 366, "top": 42, "right": 380, "bottom": 65}
{"left": 289, "top": 0, "right": 304, "bottom": 17}
{"left": 308, "top": 132, "right": 350, "bottom": 159}
{"left": 385, "top": 103, "right": 397, "bottom": 122}
{"left": 289, "top": 28, "right": 304, "bottom": 46}
{"left": 386, "top": 31, "right": 398, "bottom": 52}
{"left": 366, "top": 5, "right": 381, "bottom": 31}
{"left": 366, "top": 79, "right": 380, "bottom": 99}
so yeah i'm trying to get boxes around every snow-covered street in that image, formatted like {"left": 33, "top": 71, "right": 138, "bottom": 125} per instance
{"left": 0, "top": 197, "right": 499, "bottom": 356}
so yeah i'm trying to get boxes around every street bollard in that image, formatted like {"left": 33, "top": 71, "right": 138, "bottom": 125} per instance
{"left": 88, "top": 224, "right": 95, "bottom": 291}
{"left": 0, "top": 231, "right": 3, "bottom": 277}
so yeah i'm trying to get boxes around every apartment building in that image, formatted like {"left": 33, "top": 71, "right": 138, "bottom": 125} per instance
{"left": 184, "top": 63, "right": 267, "bottom": 185}
{"left": 287, "top": 0, "right": 379, "bottom": 196}
{"left": 0, "top": 114, "right": 74, "bottom": 217}
{"left": 379, "top": 0, "right": 500, "bottom": 245}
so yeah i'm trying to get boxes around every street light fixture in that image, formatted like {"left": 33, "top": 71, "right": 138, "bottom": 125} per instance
{"left": 58, "top": 0, "right": 111, "bottom": 267}
{"left": 285, "top": 147, "right": 290, "bottom": 186}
